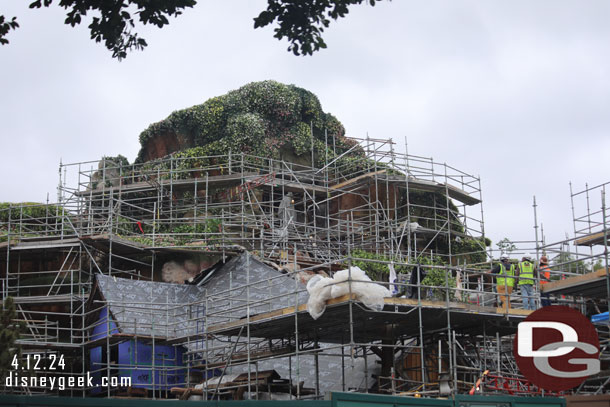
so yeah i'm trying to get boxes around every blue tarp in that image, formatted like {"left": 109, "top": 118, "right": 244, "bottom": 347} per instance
{"left": 592, "top": 311, "right": 609, "bottom": 323}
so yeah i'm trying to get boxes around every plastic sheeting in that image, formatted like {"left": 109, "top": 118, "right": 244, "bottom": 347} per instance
{"left": 306, "top": 266, "right": 391, "bottom": 320}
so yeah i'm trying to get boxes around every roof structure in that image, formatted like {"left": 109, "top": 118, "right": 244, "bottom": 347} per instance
{"left": 194, "top": 252, "right": 308, "bottom": 326}
{"left": 89, "top": 252, "right": 308, "bottom": 340}
{"left": 92, "top": 274, "right": 206, "bottom": 339}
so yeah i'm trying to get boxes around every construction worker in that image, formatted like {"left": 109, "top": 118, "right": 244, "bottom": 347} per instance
{"left": 539, "top": 255, "right": 552, "bottom": 307}
{"left": 517, "top": 253, "right": 537, "bottom": 310}
{"left": 491, "top": 254, "right": 515, "bottom": 310}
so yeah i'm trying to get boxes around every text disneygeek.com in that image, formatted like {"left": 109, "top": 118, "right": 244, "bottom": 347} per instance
{"left": 5, "top": 372, "right": 131, "bottom": 391}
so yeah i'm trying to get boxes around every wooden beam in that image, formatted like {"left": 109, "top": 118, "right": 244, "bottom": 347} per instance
{"left": 542, "top": 269, "right": 608, "bottom": 293}
{"left": 330, "top": 170, "right": 387, "bottom": 191}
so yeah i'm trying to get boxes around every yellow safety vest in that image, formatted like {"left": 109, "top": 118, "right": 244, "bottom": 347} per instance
{"left": 497, "top": 263, "right": 516, "bottom": 287}
{"left": 518, "top": 261, "right": 534, "bottom": 285}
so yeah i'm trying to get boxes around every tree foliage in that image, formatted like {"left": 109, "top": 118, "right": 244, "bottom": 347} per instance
{"left": 254, "top": 0, "right": 385, "bottom": 56}
{"left": 1, "top": 0, "right": 386, "bottom": 59}
{"left": 2, "top": 0, "right": 196, "bottom": 59}
{"left": 552, "top": 251, "right": 595, "bottom": 275}
{"left": 421, "top": 267, "right": 456, "bottom": 301}
{"left": 0, "top": 15, "right": 19, "bottom": 45}
{"left": 496, "top": 237, "right": 516, "bottom": 255}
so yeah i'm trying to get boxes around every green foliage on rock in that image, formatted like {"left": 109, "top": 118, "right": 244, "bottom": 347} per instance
{"left": 171, "top": 219, "right": 223, "bottom": 245}
{"left": 136, "top": 80, "right": 358, "bottom": 166}
{"left": 0, "top": 202, "right": 61, "bottom": 223}
{"left": 406, "top": 190, "right": 463, "bottom": 233}
{"left": 103, "top": 154, "right": 130, "bottom": 168}
{"left": 0, "top": 202, "right": 63, "bottom": 242}
{"left": 452, "top": 236, "right": 491, "bottom": 265}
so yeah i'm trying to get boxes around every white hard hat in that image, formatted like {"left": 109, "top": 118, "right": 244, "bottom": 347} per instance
{"left": 500, "top": 253, "right": 509, "bottom": 260}
{"left": 523, "top": 253, "right": 532, "bottom": 260}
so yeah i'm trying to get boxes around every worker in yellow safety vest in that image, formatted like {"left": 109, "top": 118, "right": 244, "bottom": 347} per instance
{"left": 491, "top": 254, "right": 515, "bottom": 310}
{"left": 517, "top": 253, "right": 537, "bottom": 310}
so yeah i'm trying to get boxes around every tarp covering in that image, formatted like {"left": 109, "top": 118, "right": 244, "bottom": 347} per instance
{"left": 199, "top": 252, "right": 308, "bottom": 325}
{"left": 94, "top": 274, "right": 206, "bottom": 338}
{"left": 306, "top": 266, "right": 390, "bottom": 319}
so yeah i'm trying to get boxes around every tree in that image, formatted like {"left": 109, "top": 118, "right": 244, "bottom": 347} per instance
{"left": 553, "top": 251, "right": 594, "bottom": 275}
{"left": 496, "top": 237, "right": 516, "bottom": 257}
{"left": 0, "top": 15, "right": 19, "bottom": 45}
{"left": 1, "top": 0, "right": 385, "bottom": 59}
{"left": 253, "top": 0, "right": 385, "bottom": 56}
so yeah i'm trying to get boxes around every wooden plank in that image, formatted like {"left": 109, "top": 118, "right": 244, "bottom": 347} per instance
{"left": 495, "top": 308, "right": 532, "bottom": 316}
{"left": 542, "top": 269, "right": 608, "bottom": 293}
{"left": 10, "top": 237, "right": 81, "bottom": 251}
{"left": 379, "top": 175, "right": 481, "bottom": 205}
{"left": 208, "top": 295, "right": 355, "bottom": 333}
{"left": 329, "top": 170, "right": 387, "bottom": 191}
{"left": 575, "top": 231, "right": 609, "bottom": 246}
{"left": 208, "top": 292, "right": 530, "bottom": 335}
{"left": 234, "top": 370, "right": 280, "bottom": 382}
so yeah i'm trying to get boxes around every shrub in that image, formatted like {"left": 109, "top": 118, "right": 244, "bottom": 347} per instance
{"left": 421, "top": 266, "right": 457, "bottom": 301}
{"left": 350, "top": 249, "right": 409, "bottom": 281}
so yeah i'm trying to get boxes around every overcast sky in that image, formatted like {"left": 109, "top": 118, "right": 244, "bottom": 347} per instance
{"left": 2, "top": 1, "right": 610, "bottom": 254}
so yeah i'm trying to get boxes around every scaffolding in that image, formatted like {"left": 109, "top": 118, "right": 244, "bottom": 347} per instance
{"left": 532, "top": 182, "right": 610, "bottom": 395}
{"left": 0, "top": 136, "right": 606, "bottom": 399}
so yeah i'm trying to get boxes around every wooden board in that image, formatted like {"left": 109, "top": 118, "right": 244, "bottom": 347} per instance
{"left": 542, "top": 269, "right": 609, "bottom": 298}
{"left": 575, "top": 231, "right": 610, "bottom": 246}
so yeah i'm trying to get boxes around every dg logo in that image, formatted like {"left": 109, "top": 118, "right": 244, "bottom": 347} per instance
{"left": 513, "top": 305, "right": 600, "bottom": 391}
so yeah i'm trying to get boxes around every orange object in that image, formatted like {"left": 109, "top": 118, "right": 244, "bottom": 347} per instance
{"left": 539, "top": 264, "right": 551, "bottom": 285}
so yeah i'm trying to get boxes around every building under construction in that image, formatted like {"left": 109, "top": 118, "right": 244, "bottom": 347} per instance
{"left": 0, "top": 136, "right": 608, "bottom": 399}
